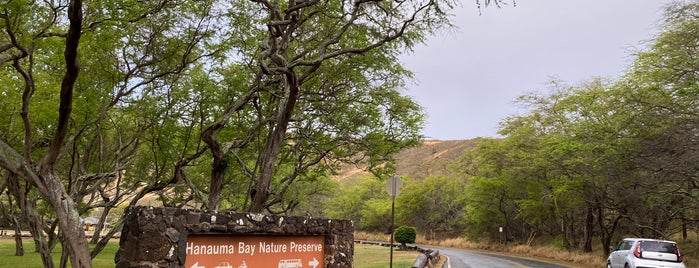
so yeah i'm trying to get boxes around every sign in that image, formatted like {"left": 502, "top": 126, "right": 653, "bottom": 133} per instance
{"left": 184, "top": 235, "right": 324, "bottom": 268}
{"left": 386, "top": 175, "right": 403, "bottom": 197}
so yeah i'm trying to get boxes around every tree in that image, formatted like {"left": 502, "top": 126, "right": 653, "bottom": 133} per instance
{"left": 0, "top": 1, "right": 91, "bottom": 266}
{"left": 325, "top": 176, "right": 386, "bottom": 231}
{"left": 457, "top": 136, "right": 547, "bottom": 243}
{"left": 0, "top": 0, "right": 217, "bottom": 266}
{"left": 198, "top": 0, "right": 455, "bottom": 212}
{"left": 617, "top": 1, "right": 699, "bottom": 240}
{"left": 396, "top": 175, "right": 468, "bottom": 239}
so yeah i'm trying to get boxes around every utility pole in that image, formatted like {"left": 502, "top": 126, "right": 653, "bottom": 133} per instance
{"left": 386, "top": 175, "right": 403, "bottom": 268}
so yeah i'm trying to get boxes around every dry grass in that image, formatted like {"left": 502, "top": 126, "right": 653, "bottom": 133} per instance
{"left": 508, "top": 244, "right": 605, "bottom": 267}
{"left": 418, "top": 236, "right": 607, "bottom": 267}
{"left": 355, "top": 231, "right": 392, "bottom": 242}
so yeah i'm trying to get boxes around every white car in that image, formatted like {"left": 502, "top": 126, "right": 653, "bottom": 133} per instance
{"left": 607, "top": 238, "right": 685, "bottom": 268}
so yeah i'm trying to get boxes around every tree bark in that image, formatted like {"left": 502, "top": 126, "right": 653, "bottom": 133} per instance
{"left": 201, "top": 85, "right": 260, "bottom": 211}
{"left": 206, "top": 142, "right": 224, "bottom": 211}
{"left": 250, "top": 74, "right": 299, "bottom": 213}
{"left": 25, "top": 199, "right": 53, "bottom": 268}
{"left": 0, "top": 173, "right": 24, "bottom": 256}
{"left": 36, "top": 0, "right": 91, "bottom": 267}
{"left": 583, "top": 206, "right": 594, "bottom": 252}
{"left": 1, "top": 0, "right": 107, "bottom": 266}
{"left": 11, "top": 217, "right": 24, "bottom": 256}
{"left": 42, "top": 172, "right": 91, "bottom": 268}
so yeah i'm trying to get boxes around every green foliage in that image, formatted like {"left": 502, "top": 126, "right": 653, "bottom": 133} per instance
{"left": 324, "top": 176, "right": 390, "bottom": 232}
{"left": 394, "top": 225, "right": 417, "bottom": 246}
{"left": 396, "top": 175, "right": 468, "bottom": 238}
{"left": 359, "top": 198, "right": 392, "bottom": 231}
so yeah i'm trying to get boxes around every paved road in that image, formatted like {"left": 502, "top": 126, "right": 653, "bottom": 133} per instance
{"left": 433, "top": 246, "right": 574, "bottom": 268}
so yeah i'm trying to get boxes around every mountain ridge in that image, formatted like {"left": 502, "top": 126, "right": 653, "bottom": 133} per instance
{"left": 333, "top": 139, "right": 478, "bottom": 181}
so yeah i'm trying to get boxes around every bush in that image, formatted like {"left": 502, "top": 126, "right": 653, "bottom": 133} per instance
{"left": 394, "top": 226, "right": 416, "bottom": 249}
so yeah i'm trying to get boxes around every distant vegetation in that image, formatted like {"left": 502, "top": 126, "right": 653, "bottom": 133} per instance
{"left": 324, "top": 1, "right": 699, "bottom": 264}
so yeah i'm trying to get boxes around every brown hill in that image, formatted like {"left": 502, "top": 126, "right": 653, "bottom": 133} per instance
{"left": 333, "top": 139, "right": 478, "bottom": 181}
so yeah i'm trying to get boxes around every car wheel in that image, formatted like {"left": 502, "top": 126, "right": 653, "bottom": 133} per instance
{"left": 606, "top": 262, "right": 612, "bottom": 268}
{"left": 624, "top": 264, "right": 630, "bottom": 268}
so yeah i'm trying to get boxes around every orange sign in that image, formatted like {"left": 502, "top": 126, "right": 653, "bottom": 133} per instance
{"left": 184, "top": 235, "right": 324, "bottom": 268}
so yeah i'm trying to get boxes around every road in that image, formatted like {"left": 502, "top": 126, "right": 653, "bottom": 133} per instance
{"left": 434, "top": 246, "right": 574, "bottom": 268}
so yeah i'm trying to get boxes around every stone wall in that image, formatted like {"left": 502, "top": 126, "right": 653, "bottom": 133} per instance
{"left": 116, "top": 206, "right": 353, "bottom": 268}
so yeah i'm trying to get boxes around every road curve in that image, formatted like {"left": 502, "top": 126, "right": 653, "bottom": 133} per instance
{"left": 433, "top": 246, "right": 574, "bottom": 268}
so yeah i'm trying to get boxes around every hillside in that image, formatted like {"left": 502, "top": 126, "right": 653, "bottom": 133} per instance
{"left": 333, "top": 139, "right": 478, "bottom": 181}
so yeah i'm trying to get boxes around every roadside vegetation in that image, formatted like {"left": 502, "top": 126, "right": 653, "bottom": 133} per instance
{"left": 333, "top": 3, "right": 699, "bottom": 266}
{"left": 357, "top": 231, "right": 698, "bottom": 267}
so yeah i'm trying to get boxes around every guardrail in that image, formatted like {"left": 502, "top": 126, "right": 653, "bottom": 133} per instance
{"left": 355, "top": 240, "right": 440, "bottom": 268}
{"left": 411, "top": 248, "right": 440, "bottom": 268}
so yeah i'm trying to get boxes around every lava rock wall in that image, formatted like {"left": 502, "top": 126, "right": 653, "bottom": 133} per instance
{"left": 116, "top": 206, "right": 353, "bottom": 268}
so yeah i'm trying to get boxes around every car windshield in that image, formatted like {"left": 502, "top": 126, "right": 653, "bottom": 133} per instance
{"left": 640, "top": 241, "right": 676, "bottom": 253}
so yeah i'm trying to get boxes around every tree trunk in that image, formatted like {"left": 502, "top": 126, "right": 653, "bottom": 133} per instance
{"left": 24, "top": 200, "right": 53, "bottom": 268}
{"left": 39, "top": 0, "right": 90, "bottom": 266}
{"left": 562, "top": 218, "right": 571, "bottom": 250}
{"left": 11, "top": 215, "right": 24, "bottom": 256}
{"left": 0, "top": 178, "right": 24, "bottom": 256}
{"left": 7, "top": 159, "right": 54, "bottom": 265}
{"left": 250, "top": 74, "right": 299, "bottom": 213}
{"left": 42, "top": 173, "right": 91, "bottom": 268}
{"left": 201, "top": 105, "right": 226, "bottom": 211}
{"left": 207, "top": 153, "right": 224, "bottom": 211}
{"left": 597, "top": 205, "right": 615, "bottom": 257}
{"left": 61, "top": 249, "right": 71, "bottom": 268}
{"left": 1, "top": 146, "right": 90, "bottom": 267}
{"left": 583, "top": 207, "right": 594, "bottom": 253}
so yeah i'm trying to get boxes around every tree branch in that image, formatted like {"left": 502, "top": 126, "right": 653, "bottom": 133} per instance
{"left": 40, "top": 0, "right": 83, "bottom": 170}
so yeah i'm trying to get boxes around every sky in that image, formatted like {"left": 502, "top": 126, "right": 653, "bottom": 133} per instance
{"left": 401, "top": 1, "right": 669, "bottom": 140}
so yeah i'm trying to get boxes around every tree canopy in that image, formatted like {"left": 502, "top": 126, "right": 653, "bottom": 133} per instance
{"left": 0, "top": 0, "right": 472, "bottom": 266}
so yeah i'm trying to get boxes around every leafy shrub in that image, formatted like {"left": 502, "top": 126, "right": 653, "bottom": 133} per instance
{"left": 394, "top": 226, "right": 416, "bottom": 249}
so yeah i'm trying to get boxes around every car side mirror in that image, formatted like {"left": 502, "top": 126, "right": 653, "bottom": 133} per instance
{"left": 609, "top": 246, "right": 617, "bottom": 252}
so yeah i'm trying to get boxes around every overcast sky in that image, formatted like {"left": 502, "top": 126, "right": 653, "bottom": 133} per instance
{"left": 401, "top": 1, "right": 668, "bottom": 140}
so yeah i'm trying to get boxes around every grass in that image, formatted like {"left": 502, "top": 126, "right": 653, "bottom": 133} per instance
{"left": 354, "top": 244, "right": 419, "bottom": 268}
{"left": 0, "top": 238, "right": 119, "bottom": 268}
